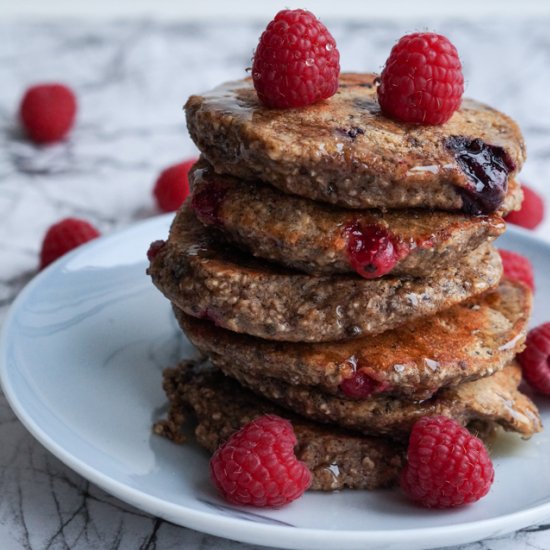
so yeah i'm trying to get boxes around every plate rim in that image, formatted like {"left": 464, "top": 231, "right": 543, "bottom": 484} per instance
{"left": 1, "top": 217, "right": 550, "bottom": 550}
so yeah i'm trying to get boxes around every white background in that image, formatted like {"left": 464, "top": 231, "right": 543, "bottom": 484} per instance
{"left": 2, "top": 0, "right": 550, "bottom": 20}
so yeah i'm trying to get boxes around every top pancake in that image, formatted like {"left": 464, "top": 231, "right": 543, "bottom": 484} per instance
{"left": 185, "top": 73, "right": 525, "bottom": 214}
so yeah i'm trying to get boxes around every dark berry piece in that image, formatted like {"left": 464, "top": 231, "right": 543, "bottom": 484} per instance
{"left": 337, "top": 127, "right": 365, "bottom": 139}
{"left": 339, "top": 371, "right": 388, "bottom": 399}
{"left": 377, "top": 33, "right": 464, "bottom": 125}
{"left": 252, "top": 9, "right": 340, "bottom": 109}
{"left": 191, "top": 179, "right": 230, "bottom": 226}
{"left": 147, "top": 239, "right": 165, "bottom": 262}
{"left": 20, "top": 83, "right": 77, "bottom": 144}
{"left": 445, "top": 136, "right": 515, "bottom": 215}
{"left": 198, "top": 307, "right": 223, "bottom": 326}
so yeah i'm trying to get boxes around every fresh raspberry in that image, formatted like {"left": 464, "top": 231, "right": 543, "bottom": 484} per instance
{"left": 505, "top": 184, "right": 545, "bottom": 230}
{"left": 377, "top": 33, "right": 464, "bottom": 125}
{"left": 400, "top": 416, "right": 494, "bottom": 508}
{"left": 498, "top": 249, "right": 535, "bottom": 291}
{"left": 518, "top": 323, "right": 550, "bottom": 395}
{"left": 210, "top": 414, "right": 311, "bottom": 507}
{"left": 40, "top": 218, "right": 100, "bottom": 269}
{"left": 153, "top": 159, "right": 197, "bottom": 212}
{"left": 19, "top": 83, "right": 77, "bottom": 143}
{"left": 252, "top": 9, "right": 340, "bottom": 109}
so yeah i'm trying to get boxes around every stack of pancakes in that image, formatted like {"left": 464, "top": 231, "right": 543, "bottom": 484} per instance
{"left": 149, "top": 73, "right": 542, "bottom": 491}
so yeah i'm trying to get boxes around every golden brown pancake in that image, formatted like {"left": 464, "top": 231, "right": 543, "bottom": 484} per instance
{"left": 190, "top": 158, "right": 506, "bottom": 278}
{"left": 148, "top": 206, "right": 502, "bottom": 342}
{"left": 185, "top": 73, "right": 525, "bottom": 214}
{"left": 174, "top": 279, "right": 532, "bottom": 400}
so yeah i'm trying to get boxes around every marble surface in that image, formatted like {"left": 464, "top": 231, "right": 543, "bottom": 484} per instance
{"left": 1, "top": 17, "right": 550, "bottom": 550}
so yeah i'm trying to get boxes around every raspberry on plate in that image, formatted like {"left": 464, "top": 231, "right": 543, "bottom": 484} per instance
{"left": 400, "top": 416, "right": 494, "bottom": 508}
{"left": 505, "top": 184, "right": 545, "bottom": 230}
{"left": 153, "top": 159, "right": 197, "bottom": 212}
{"left": 40, "top": 218, "right": 100, "bottom": 269}
{"left": 252, "top": 9, "right": 340, "bottom": 109}
{"left": 210, "top": 414, "right": 311, "bottom": 507}
{"left": 518, "top": 323, "right": 550, "bottom": 395}
{"left": 498, "top": 249, "right": 535, "bottom": 291}
{"left": 19, "top": 83, "right": 77, "bottom": 144}
{"left": 377, "top": 33, "right": 464, "bottom": 125}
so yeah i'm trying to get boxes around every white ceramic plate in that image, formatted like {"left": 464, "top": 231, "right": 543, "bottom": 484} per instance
{"left": 1, "top": 216, "right": 550, "bottom": 550}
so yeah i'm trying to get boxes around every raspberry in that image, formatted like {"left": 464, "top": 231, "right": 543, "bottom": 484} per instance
{"left": 344, "top": 222, "right": 403, "bottom": 279}
{"left": 377, "top": 33, "right": 464, "bottom": 125}
{"left": 146, "top": 239, "right": 165, "bottom": 262}
{"left": 400, "top": 416, "right": 494, "bottom": 508}
{"left": 153, "top": 159, "right": 197, "bottom": 212}
{"left": 210, "top": 414, "right": 311, "bottom": 507}
{"left": 252, "top": 9, "right": 340, "bottom": 109}
{"left": 19, "top": 83, "right": 77, "bottom": 143}
{"left": 498, "top": 249, "right": 535, "bottom": 291}
{"left": 505, "top": 184, "right": 545, "bottom": 230}
{"left": 40, "top": 218, "right": 100, "bottom": 269}
{"left": 191, "top": 178, "right": 229, "bottom": 226}
{"left": 339, "top": 371, "right": 389, "bottom": 399}
{"left": 518, "top": 323, "right": 550, "bottom": 395}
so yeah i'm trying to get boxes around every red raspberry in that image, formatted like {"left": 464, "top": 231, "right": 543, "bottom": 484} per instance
{"left": 518, "top": 323, "right": 550, "bottom": 395}
{"left": 377, "top": 33, "right": 464, "bottom": 125}
{"left": 400, "top": 416, "right": 494, "bottom": 508}
{"left": 344, "top": 222, "right": 403, "bottom": 279}
{"left": 210, "top": 414, "right": 311, "bottom": 507}
{"left": 191, "top": 178, "right": 230, "bottom": 226}
{"left": 498, "top": 249, "right": 535, "bottom": 291}
{"left": 153, "top": 159, "right": 197, "bottom": 213}
{"left": 19, "top": 83, "right": 77, "bottom": 143}
{"left": 505, "top": 184, "right": 545, "bottom": 230}
{"left": 252, "top": 9, "right": 340, "bottom": 109}
{"left": 339, "top": 370, "right": 390, "bottom": 399}
{"left": 146, "top": 239, "right": 166, "bottom": 262}
{"left": 340, "top": 371, "right": 379, "bottom": 399}
{"left": 40, "top": 218, "right": 100, "bottom": 269}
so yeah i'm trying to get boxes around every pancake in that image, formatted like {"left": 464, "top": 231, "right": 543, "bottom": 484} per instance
{"left": 174, "top": 279, "right": 532, "bottom": 400}
{"left": 185, "top": 73, "right": 525, "bottom": 214}
{"left": 148, "top": 206, "right": 503, "bottom": 342}
{"left": 190, "top": 158, "right": 506, "bottom": 278}
{"left": 154, "top": 359, "right": 402, "bottom": 491}
{"left": 215, "top": 361, "right": 542, "bottom": 440}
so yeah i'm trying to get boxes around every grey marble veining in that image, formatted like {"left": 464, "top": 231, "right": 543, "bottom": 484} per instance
{"left": 1, "top": 17, "right": 550, "bottom": 550}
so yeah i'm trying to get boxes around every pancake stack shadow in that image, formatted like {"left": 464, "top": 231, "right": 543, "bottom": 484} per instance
{"left": 149, "top": 73, "right": 542, "bottom": 491}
